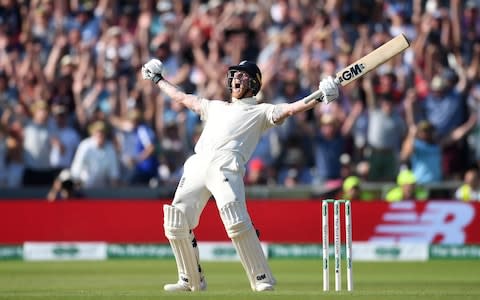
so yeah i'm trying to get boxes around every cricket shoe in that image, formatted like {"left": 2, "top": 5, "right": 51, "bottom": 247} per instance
{"left": 163, "top": 277, "right": 207, "bottom": 292}
{"left": 254, "top": 282, "right": 275, "bottom": 292}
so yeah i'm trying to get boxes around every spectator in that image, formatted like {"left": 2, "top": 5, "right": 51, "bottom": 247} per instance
{"left": 455, "top": 168, "right": 480, "bottom": 201}
{"left": 385, "top": 2, "right": 416, "bottom": 41}
{"left": 70, "top": 120, "right": 119, "bottom": 188}
{"left": 404, "top": 90, "right": 477, "bottom": 183}
{"left": 49, "top": 104, "right": 80, "bottom": 170}
{"left": 0, "top": 0, "right": 23, "bottom": 39}
{"left": 4, "top": 123, "right": 24, "bottom": 187}
{"left": 277, "top": 146, "right": 313, "bottom": 187}
{"left": 96, "top": 26, "right": 135, "bottom": 79}
{"left": 162, "top": 99, "right": 200, "bottom": 151}
{"left": 161, "top": 116, "right": 187, "bottom": 178}
{"left": 342, "top": 92, "right": 369, "bottom": 162}
{"left": 363, "top": 77, "right": 406, "bottom": 182}
{"left": 339, "top": 175, "right": 375, "bottom": 201}
{"left": 460, "top": 1, "right": 480, "bottom": 64}
{"left": 245, "top": 157, "right": 268, "bottom": 185}
{"left": 22, "top": 100, "right": 58, "bottom": 186}
{"left": 340, "top": 175, "right": 361, "bottom": 200}
{"left": 419, "top": 70, "right": 470, "bottom": 178}
{"left": 400, "top": 120, "right": 442, "bottom": 184}
{"left": 68, "top": 1, "right": 104, "bottom": 48}
{"left": 46, "top": 169, "right": 84, "bottom": 201}
{"left": 50, "top": 75, "right": 76, "bottom": 114}
{"left": 312, "top": 113, "right": 345, "bottom": 183}
{"left": 112, "top": 108, "right": 159, "bottom": 184}
{"left": 0, "top": 124, "right": 6, "bottom": 186}
{"left": 374, "top": 67, "right": 405, "bottom": 104}
{"left": 466, "top": 63, "right": 480, "bottom": 167}
{"left": 247, "top": 129, "right": 281, "bottom": 185}
{"left": 355, "top": 160, "right": 371, "bottom": 181}
{"left": 385, "top": 169, "right": 429, "bottom": 202}
{"left": 0, "top": 71, "right": 18, "bottom": 114}
{"left": 272, "top": 68, "right": 309, "bottom": 104}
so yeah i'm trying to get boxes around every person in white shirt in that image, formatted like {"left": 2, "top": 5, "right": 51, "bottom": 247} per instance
{"left": 49, "top": 105, "right": 81, "bottom": 169}
{"left": 70, "top": 120, "right": 120, "bottom": 188}
{"left": 23, "top": 100, "right": 58, "bottom": 185}
{"left": 142, "top": 59, "right": 339, "bottom": 292}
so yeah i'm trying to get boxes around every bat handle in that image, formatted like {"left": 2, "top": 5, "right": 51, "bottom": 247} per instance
{"left": 302, "top": 90, "right": 323, "bottom": 104}
{"left": 303, "top": 78, "right": 340, "bottom": 104}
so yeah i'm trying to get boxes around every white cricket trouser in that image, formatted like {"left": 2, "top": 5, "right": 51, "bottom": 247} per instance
{"left": 171, "top": 152, "right": 245, "bottom": 229}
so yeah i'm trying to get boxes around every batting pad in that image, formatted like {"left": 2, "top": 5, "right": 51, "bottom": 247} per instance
{"left": 163, "top": 205, "right": 201, "bottom": 291}
{"left": 219, "top": 202, "right": 275, "bottom": 291}
{"left": 189, "top": 231, "right": 205, "bottom": 279}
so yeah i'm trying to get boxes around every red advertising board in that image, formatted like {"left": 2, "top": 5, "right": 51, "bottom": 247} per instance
{"left": 0, "top": 200, "right": 478, "bottom": 244}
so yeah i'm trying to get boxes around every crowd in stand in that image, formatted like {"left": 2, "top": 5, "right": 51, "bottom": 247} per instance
{"left": 0, "top": 0, "right": 479, "bottom": 199}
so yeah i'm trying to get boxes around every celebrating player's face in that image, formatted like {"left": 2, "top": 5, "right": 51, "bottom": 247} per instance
{"left": 231, "top": 71, "right": 250, "bottom": 97}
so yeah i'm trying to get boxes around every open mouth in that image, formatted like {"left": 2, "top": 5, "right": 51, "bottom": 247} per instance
{"left": 232, "top": 80, "right": 242, "bottom": 90}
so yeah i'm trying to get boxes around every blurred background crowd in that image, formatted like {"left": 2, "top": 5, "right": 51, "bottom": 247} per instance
{"left": 0, "top": 0, "right": 480, "bottom": 200}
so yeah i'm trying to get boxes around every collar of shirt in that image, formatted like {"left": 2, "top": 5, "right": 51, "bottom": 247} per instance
{"left": 232, "top": 97, "right": 257, "bottom": 105}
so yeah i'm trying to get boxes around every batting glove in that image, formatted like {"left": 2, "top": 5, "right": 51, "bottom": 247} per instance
{"left": 318, "top": 76, "right": 339, "bottom": 104}
{"left": 141, "top": 59, "right": 164, "bottom": 84}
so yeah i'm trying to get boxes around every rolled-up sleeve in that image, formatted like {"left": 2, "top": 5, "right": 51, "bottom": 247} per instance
{"left": 197, "top": 98, "right": 208, "bottom": 121}
{"left": 266, "top": 104, "right": 285, "bottom": 127}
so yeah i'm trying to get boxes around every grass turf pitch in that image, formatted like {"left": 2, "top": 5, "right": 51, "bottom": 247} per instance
{"left": 1, "top": 259, "right": 479, "bottom": 299}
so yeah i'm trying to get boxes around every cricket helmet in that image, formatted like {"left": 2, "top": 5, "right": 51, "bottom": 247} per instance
{"left": 227, "top": 60, "right": 262, "bottom": 96}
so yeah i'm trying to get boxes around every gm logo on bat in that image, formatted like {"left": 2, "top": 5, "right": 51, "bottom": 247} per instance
{"left": 337, "top": 63, "right": 366, "bottom": 83}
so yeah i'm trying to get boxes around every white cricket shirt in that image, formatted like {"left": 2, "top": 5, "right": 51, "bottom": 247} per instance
{"left": 194, "top": 97, "right": 278, "bottom": 167}
{"left": 70, "top": 137, "right": 120, "bottom": 187}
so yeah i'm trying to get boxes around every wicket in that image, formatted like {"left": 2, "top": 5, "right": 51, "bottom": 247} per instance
{"left": 322, "top": 199, "right": 353, "bottom": 292}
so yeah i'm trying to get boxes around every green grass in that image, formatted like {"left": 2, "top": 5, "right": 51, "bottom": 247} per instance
{"left": 0, "top": 259, "right": 479, "bottom": 299}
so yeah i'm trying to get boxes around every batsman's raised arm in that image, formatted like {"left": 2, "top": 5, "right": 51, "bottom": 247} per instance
{"left": 272, "top": 76, "right": 339, "bottom": 124}
{"left": 141, "top": 59, "right": 202, "bottom": 114}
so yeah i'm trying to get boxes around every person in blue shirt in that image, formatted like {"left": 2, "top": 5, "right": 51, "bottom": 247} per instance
{"left": 401, "top": 120, "right": 442, "bottom": 184}
{"left": 403, "top": 72, "right": 475, "bottom": 180}
{"left": 128, "top": 109, "right": 159, "bottom": 184}
{"left": 313, "top": 113, "right": 345, "bottom": 182}
{"left": 401, "top": 118, "right": 477, "bottom": 184}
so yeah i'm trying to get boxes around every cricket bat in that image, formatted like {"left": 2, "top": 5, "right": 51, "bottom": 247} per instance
{"left": 303, "top": 34, "right": 410, "bottom": 103}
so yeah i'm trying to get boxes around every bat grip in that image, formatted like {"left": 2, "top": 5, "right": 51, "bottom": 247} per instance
{"left": 303, "top": 78, "right": 340, "bottom": 104}
{"left": 302, "top": 90, "right": 323, "bottom": 104}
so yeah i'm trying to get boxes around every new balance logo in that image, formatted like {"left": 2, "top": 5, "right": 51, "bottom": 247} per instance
{"left": 370, "top": 202, "right": 475, "bottom": 244}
